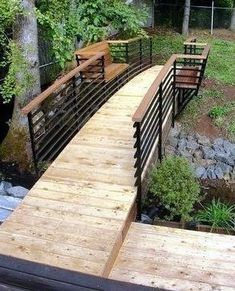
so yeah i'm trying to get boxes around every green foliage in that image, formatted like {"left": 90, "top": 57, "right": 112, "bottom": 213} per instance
{"left": 152, "top": 34, "right": 184, "bottom": 64}
{"left": 209, "top": 105, "right": 230, "bottom": 119}
{"left": 206, "top": 39, "right": 235, "bottom": 85}
{"left": 0, "top": 42, "right": 32, "bottom": 103}
{"left": 36, "top": 0, "right": 79, "bottom": 68}
{"left": 195, "top": 199, "right": 235, "bottom": 231}
{"left": 77, "top": 0, "right": 148, "bottom": 44}
{"left": 149, "top": 156, "right": 201, "bottom": 221}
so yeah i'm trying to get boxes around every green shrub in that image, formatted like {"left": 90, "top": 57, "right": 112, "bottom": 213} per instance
{"left": 149, "top": 156, "right": 200, "bottom": 222}
{"left": 195, "top": 199, "right": 235, "bottom": 232}
{"left": 208, "top": 105, "right": 229, "bottom": 119}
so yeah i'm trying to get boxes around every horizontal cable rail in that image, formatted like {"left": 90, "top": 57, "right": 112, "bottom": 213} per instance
{"left": 133, "top": 41, "right": 210, "bottom": 219}
{"left": 21, "top": 52, "right": 105, "bottom": 115}
{"left": 23, "top": 38, "right": 153, "bottom": 174}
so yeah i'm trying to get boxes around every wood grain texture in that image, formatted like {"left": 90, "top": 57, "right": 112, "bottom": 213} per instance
{"left": 110, "top": 223, "right": 235, "bottom": 291}
{"left": 0, "top": 65, "right": 163, "bottom": 277}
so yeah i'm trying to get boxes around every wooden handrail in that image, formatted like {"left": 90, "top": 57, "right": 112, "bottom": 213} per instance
{"left": 107, "top": 36, "right": 144, "bottom": 44}
{"left": 132, "top": 47, "right": 210, "bottom": 123}
{"left": 22, "top": 52, "right": 105, "bottom": 115}
{"left": 132, "top": 54, "right": 177, "bottom": 123}
{"left": 183, "top": 42, "right": 208, "bottom": 46}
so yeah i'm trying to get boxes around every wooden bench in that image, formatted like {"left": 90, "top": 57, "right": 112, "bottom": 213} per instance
{"left": 75, "top": 41, "right": 129, "bottom": 82}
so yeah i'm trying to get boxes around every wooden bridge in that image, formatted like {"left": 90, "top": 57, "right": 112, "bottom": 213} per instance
{"left": 0, "top": 39, "right": 234, "bottom": 290}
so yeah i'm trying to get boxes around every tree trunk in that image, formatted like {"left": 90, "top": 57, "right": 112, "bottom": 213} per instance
{"left": 182, "top": 0, "right": 191, "bottom": 36}
{"left": 0, "top": 0, "right": 41, "bottom": 172}
{"left": 230, "top": 3, "right": 235, "bottom": 31}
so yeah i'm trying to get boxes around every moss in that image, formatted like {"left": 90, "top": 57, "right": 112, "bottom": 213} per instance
{"left": 0, "top": 127, "right": 32, "bottom": 172}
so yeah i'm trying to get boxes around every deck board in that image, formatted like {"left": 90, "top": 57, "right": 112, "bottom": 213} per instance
{"left": 0, "top": 65, "right": 163, "bottom": 277}
{"left": 109, "top": 223, "right": 235, "bottom": 290}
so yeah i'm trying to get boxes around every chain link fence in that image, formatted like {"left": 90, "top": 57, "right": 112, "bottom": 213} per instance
{"left": 155, "top": 3, "right": 235, "bottom": 33}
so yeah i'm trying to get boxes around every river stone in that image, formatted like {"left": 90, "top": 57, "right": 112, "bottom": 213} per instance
{"left": 216, "top": 162, "right": 232, "bottom": 174}
{"left": 193, "top": 149, "right": 203, "bottom": 161}
{"left": 223, "top": 140, "right": 235, "bottom": 155}
{"left": 6, "top": 186, "right": 29, "bottom": 198}
{"left": 214, "top": 152, "right": 235, "bottom": 167}
{"left": 213, "top": 138, "right": 225, "bottom": 147}
{"left": 197, "top": 135, "right": 211, "bottom": 146}
{"left": 195, "top": 166, "right": 206, "bottom": 178}
{"left": 186, "top": 140, "right": 199, "bottom": 152}
{"left": 141, "top": 214, "right": 153, "bottom": 224}
{"left": 0, "top": 181, "right": 12, "bottom": 196}
{"left": 168, "top": 135, "right": 178, "bottom": 148}
{"left": 202, "top": 147, "right": 215, "bottom": 160}
{"left": 0, "top": 208, "right": 12, "bottom": 223}
{"left": 207, "top": 165, "right": 217, "bottom": 180}
{"left": 178, "top": 138, "right": 187, "bottom": 151}
{"left": 214, "top": 166, "right": 224, "bottom": 179}
{"left": 0, "top": 196, "right": 22, "bottom": 210}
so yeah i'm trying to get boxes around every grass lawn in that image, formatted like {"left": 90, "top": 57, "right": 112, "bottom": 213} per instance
{"left": 151, "top": 28, "right": 235, "bottom": 141}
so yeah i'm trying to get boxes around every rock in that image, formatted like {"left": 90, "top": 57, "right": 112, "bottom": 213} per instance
{"left": 0, "top": 208, "right": 12, "bottom": 223}
{"left": 198, "top": 136, "right": 211, "bottom": 146}
{"left": 168, "top": 135, "right": 178, "bottom": 148}
{"left": 214, "top": 166, "right": 224, "bottom": 179}
{"left": 195, "top": 166, "right": 206, "bottom": 178}
{"left": 213, "top": 138, "right": 225, "bottom": 146}
{"left": 165, "top": 145, "right": 176, "bottom": 156}
{"left": 186, "top": 140, "right": 199, "bottom": 152}
{"left": 0, "top": 181, "right": 12, "bottom": 196}
{"left": 223, "top": 140, "right": 235, "bottom": 155}
{"left": 212, "top": 144, "right": 226, "bottom": 155}
{"left": 214, "top": 152, "right": 235, "bottom": 167}
{"left": 170, "top": 124, "right": 181, "bottom": 138}
{"left": 193, "top": 149, "right": 203, "bottom": 161}
{"left": 141, "top": 214, "right": 153, "bottom": 224}
{"left": 147, "top": 206, "right": 159, "bottom": 219}
{"left": 207, "top": 165, "right": 217, "bottom": 180}
{"left": 0, "top": 196, "right": 22, "bottom": 210}
{"left": 178, "top": 138, "right": 187, "bottom": 151}
{"left": 202, "top": 147, "right": 215, "bottom": 160}
{"left": 200, "top": 159, "right": 215, "bottom": 167}
{"left": 178, "top": 150, "right": 193, "bottom": 161}
{"left": 6, "top": 186, "right": 29, "bottom": 198}
{"left": 216, "top": 162, "right": 232, "bottom": 175}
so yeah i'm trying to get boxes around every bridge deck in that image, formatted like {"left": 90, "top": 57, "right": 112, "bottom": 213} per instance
{"left": 110, "top": 223, "right": 235, "bottom": 291}
{"left": 0, "top": 65, "right": 163, "bottom": 277}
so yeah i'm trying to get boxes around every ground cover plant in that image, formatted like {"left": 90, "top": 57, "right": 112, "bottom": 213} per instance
{"left": 151, "top": 29, "right": 235, "bottom": 141}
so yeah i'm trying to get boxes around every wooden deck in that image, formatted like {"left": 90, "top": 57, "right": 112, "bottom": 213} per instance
{"left": 0, "top": 65, "right": 163, "bottom": 277}
{"left": 0, "top": 64, "right": 234, "bottom": 290}
{"left": 110, "top": 223, "right": 235, "bottom": 291}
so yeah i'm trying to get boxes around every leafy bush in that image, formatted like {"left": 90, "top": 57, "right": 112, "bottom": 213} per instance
{"left": 195, "top": 199, "right": 235, "bottom": 232}
{"left": 208, "top": 105, "right": 229, "bottom": 119}
{"left": 149, "top": 156, "right": 200, "bottom": 222}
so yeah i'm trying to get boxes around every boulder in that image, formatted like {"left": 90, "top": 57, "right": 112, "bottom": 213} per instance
{"left": 214, "top": 166, "right": 224, "bottom": 179}
{"left": 202, "top": 147, "right": 215, "bottom": 160}
{"left": 0, "top": 196, "right": 22, "bottom": 211}
{"left": 197, "top": 135, "right": 211, "bottom": 146}
{"left": 0, "top": 181, "right": 12, "bottom": 196}
{"left": 214, "top": 152, "right": 235, "bottom": 167}
{"left": 0, "top": 208, "right": 12, "bottom": 223}
{"left": 141, "top": 214, "right": 153, "bottom": 224}
{"left": 195, "top": 167, "right": 206, "bottom": 178}
{"left": 6, "top": 186, "right": 29, "bottom": 198}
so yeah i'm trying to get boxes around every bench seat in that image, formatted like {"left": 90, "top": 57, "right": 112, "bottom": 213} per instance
{"left": 75, "top": 41, "right": 129, "bottom": 82}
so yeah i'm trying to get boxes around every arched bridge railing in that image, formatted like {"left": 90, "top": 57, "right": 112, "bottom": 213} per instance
{"left": 22, "top": 38, "right": 153, "bottom": 174}
{"left": 133, "top": 42, "right": 210, "bottom": 219}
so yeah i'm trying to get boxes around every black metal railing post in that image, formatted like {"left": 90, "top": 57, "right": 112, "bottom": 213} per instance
{"left": 158, "top": 83, "right": 163, "bottom": 162}
{"left": 125, "top": 43, "right": 129, "bottom": 64}
{"left": 149, "top": 37, "right": 153, "bottom": 65}
{"left": 139, "top": 38, "right": 142, "bottom": 66}
{"left": 172, "top": 61, "right": 177, "bottom": 126}
{"left": 134, "top": 122, "right": 142, "bottom": 221}
{"left": 27, "top": 112, "right": 39, "bottom": 176}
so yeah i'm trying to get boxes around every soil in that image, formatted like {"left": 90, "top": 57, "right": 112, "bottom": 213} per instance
{"left": 179, "top": 79, "right": 235, "bottom": 140}
{"left": 0, "top": 161, "right": 37, "bottom": 189}
{"left": 190, "top": 28, "right": 235, "bottom": 41}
